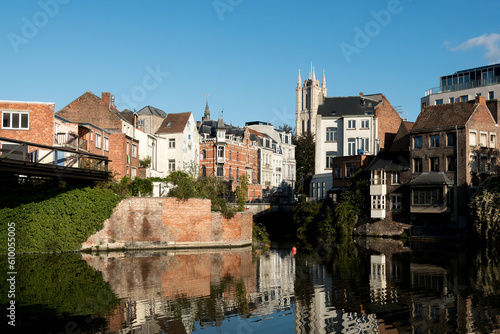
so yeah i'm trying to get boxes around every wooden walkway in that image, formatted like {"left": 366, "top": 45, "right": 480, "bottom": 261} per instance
{"left": 0, "top": 137, "right": 111, "bottom": 181}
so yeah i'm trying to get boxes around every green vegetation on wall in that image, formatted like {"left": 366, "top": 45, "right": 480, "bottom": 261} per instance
{"left": 0, "top": 186, "right": 123, "bottom": 253}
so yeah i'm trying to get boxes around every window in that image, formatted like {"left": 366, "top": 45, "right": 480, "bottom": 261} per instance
{"left": 229, "top": 150, "right": 232, "bottom": 160}
{"left": 470, "top": 154, "right": 477, "bottom": 173}
{"left": 334, "top": 164, "right": 342, "bottom": 178}
{"left": 95, "top": 133, "right": 101, "bottom": 148}
{"left": 470, "top": 131, "right": 477, "bottom": 146}
{"left": 347, "top": 120, "right": 356, "bottom": 129}
{"left": 460, "top": 95, "right": 468, "bottom": 102}
{"left": 132, "top": 144, "right": 137, "bottom": 158}
{"left": 391, "top": 194, "right": 402, "bottom": 210}
{"left": 167, "top": 121, "right": 173, "bottom": 127}
{"left": 2, "top": 111, "right": 29, "bottom": 129}
{"left": 413, "top": 158, "right": 423, "bottom": 173}
{"left": 201, "top": 165, "right": 206, "bottom": 176}
{"left": 361, "top": 120, "right": 369, "bottom": 129}
{"left": 491, "top": 134, "right": 497, "bottom": 148}
{"left": 489, "top": 91, "right": 494, "bottom": 100}
{"left": 371, "top": 195, "right": 385, "bottom": 210}
{"left": 326, "top": 151, "right": 337, "bottom": 169}
{"left": 168, "top": 159, "right": 175, "bottom": 172}
{"left": 217, "top": 146, "right": 224, "bottom": 158}
{"left": 229, "top": 166, "right": 232, "bottom": 178}
{"left": 480, "top": 156, "right": 488, "bottom": 173}
{"left": 436, "top": 99, "right": 443, "bottom": 105}
{"left": 202, "top": 149, "right": 206, "bottom": 160}
{"left": 447, "top": 156, "right": 457, "bottom": 171}
{"left": 430, "top": 157, "right": 439, "bottom": 172}
{"left": 449, "top": 97, "right": 455, "bottom": 103}
{"left": 104, "top": 137, "right": 109, "bottom": 151}
{"left": 430, "top": 135, "right": 439, "bottom": 148}
{"left": 346, "top": 162, "right": 356, "bottom": 178}
{"left": 326, "top": 127, "right": 337, "bottom": 141}
{"left": 216, "top": 165, "right": 224, "bottom": 176}
{"left": 359, "top": 137, "right": 369, "bottom": 153}
{"left": 480, "top": 133, "right": 488, "bottom": 147}
{"left": 412, "top": 188, "right": 443, "bottom": 205}
{"left": 391, "top": 172, "right": 401, "bottom": 185}
{"left": 236, "top": 152, "right": 239, "bottom": 161}
{"left": 168, "top": 138, "right": 175, "bottom": 148}
{"left": 348, "top": 138, "right": 356, "bottom": 156}
{"left": 236, "top": 167, "right": 239, "bottom": 179}
{"left": 446, "top": 132, "right": 456, "bottom": 147}
{"left": 413, "top": 136, "right": 423, "bottom": 149}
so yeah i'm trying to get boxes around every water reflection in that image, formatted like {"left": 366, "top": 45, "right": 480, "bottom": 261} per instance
{"left": 2, "top": 240, "right": 500, "bottom": 333}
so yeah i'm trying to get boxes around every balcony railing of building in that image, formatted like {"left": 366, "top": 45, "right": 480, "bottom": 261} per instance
{"left": 424, "top": 77, "right": 500, "bottom": 96}
{"left": 54, "top": 133, "right": 78, "bottom": 147}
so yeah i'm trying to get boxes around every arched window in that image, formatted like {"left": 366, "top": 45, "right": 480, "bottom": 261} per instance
{"left": 202, "top": 149, "right": 206, "bottom": 159}
{"left": 201, "top": 165, "right": 206, "bottom": 177}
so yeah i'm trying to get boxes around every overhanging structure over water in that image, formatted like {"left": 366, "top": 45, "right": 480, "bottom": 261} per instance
{"left": 0, "top": 136, "right": 111, "bottom": 181}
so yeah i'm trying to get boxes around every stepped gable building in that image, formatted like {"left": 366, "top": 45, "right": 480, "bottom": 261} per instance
{"left": 296, "top": 67, "right": 327, "bottom": 137}
{"left": 198, "top": 109, "right": 262, "bottom": 201}
{"left": 409, "top": 96, "right": 499, "bottom": 231}
{"left": 56, "top": 91, "right": 139, "bottom": 179}
{"left": 421, "top": 63, "right": 500, "bottom": 108}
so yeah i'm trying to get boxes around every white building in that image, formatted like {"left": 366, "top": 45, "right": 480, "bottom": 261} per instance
{"left": 246, "top": 122, "right": 296, "bottom": 201}
{"left": 156, "top": 112, "right": 200, "bottom": 176}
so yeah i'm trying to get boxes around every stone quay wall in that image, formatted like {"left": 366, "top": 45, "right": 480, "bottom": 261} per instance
{"left": 81, "top": 197, "right": 253, "bottom": 251}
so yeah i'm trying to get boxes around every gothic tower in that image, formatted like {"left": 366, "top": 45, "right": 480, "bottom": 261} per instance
{"left": 296, "top": 67, "right": 327, "bottom": 137}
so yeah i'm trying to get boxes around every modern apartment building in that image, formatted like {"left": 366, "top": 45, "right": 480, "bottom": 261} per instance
{"left": 421, "top": 63, "right": 500, "bottom": 108}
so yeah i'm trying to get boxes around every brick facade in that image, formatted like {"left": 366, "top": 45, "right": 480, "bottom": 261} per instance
{"left": 200, "top": 133, "right": 262, "bottom": 201}
{"left": 81, "top": 197, "right": 253, "bottom": 251}
{"left": 375, "top": 95, "right": 405, "bottom": 151}
{"left": 0, "top": 101, "right": 55, "bottom": 147}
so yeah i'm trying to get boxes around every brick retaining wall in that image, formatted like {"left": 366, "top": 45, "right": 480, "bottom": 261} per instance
{"left": 81, "top": 197, "right": 253, "bottom": 251}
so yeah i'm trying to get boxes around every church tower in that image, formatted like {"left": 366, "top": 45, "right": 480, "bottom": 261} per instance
{"left": 296, "top": 67, "right": 327, "bottom": 137}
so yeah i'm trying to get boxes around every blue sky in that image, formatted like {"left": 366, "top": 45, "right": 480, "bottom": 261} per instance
{"left": 2, "top": 0, "right": 500, "bottom": 128}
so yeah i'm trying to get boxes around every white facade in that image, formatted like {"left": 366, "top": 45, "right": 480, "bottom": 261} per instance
{"left": 315, "top": 115, "right": 377, "bottom": 175}
{"left": 156, "top": 113, "right": 200, "bottom": 177}
{"left": 246, "top": 124, "right": 296, "bottom": 197}
{"left": 134, "top": 128, "right": 161, "bottom": 177}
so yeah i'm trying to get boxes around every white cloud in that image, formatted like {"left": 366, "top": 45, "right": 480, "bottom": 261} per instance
{"left": 446, "top": 33, "right": 500, "bottom": 64}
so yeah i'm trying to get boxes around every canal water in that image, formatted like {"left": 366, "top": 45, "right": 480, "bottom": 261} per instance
{"left": 2, "top": 238, "right": 500, "bottom": 333}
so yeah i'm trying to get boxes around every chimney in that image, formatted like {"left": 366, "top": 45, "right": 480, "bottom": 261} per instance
{"left": 475, "top": 95, "right": 486, "bottom": 105}
{"left": 196, "top": 121, "right": 201, "bottom": 129}
{"left": 101, "top": 92, "right": 112, "bottom": 106}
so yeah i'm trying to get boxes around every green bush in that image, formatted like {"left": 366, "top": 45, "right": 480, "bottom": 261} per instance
{"left": 470, "top": 175, "right": 500, "bottom": 245}
{"left": 0, "top": 187, "right": 123, "bottom": 253}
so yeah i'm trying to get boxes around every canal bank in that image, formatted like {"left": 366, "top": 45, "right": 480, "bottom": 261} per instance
{"left": 81, "top": 197, "right": 253, "bottom": 252}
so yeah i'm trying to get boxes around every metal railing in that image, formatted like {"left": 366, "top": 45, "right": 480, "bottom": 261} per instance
{"left": 425, "top": 77, "right": 500, "bottom": 96}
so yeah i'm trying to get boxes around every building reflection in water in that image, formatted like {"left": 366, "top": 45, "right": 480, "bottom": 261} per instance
{"left": 82, "top": 240, "right": 500, "bottom": 333}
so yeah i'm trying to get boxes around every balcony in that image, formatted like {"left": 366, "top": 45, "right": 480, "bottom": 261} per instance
{"left": 371, "top": 209, "right": 386, "bottom": 219}
{"left": 424, "top": 77, "right": 500, "bottom": 96}
{"left": 54, "top": 133, "right": 78, "bottom": 147}
{"left": 370, "top": 184, "right": 387, "bottom": 196}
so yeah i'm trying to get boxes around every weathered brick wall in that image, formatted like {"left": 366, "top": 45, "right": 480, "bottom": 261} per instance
{"left": 0, "top": 101, "right": 54, "bottom": 147}
{"left": 376, "top": 96, "right": 403, "bottom": 151}
{"left": 81, "top": 197, "right": 253, "bottom": 251}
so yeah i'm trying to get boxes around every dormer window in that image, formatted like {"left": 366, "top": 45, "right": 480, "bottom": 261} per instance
{"left": 167, "top": 122, "right": 173, "bottom": 127}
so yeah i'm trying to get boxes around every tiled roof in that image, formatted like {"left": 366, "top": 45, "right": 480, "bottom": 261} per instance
{"left": 366, "top": 151, "right": 410, "bottom": 171}
{"left": 317, "top": 94, "right": 383, "bottom": 117}
{"left": 156, "top": 112, "right": 191, "bottom": 134}
{"left": 408, "top": 172, "right": 454, "bottom": 186}
{"left": 413, "top": 101, "right": 476, "bottom": 131}
{"left": 137, "top": 106, "right": 167, "bottom": 118}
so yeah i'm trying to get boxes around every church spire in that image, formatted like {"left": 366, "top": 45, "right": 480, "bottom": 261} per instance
{"left": 204, "top": 94, "right": 210, "bottom": 120}
{"left": 322, "top": 69, "right": 326, "bottom": 87}
{"left": 297, "top": 69, "right": 301, "bottom": 87}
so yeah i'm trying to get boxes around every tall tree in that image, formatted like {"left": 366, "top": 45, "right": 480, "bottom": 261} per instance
{"left": 294, "top": 132, "right": 315, "bottom": 194}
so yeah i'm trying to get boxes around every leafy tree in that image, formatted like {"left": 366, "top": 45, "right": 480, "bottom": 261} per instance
{"left": 235, "top": 173, "right": 249, "bottom": 211}
{"left": 470, "top": 175, "right": 500, "bottom": 246}
{"left": 294, "top": 132, "right": 315, "bottom": 194}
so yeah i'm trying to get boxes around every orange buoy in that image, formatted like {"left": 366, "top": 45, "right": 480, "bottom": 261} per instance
{"left": 292, "top": 247, "right": 297, "bottom": 255}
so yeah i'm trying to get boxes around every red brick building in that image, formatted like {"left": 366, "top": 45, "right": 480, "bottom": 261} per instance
{"left": 1, "top": 100, "right": 55, "bottom": 147}
{"left": 56, "top": 91, "right": 139, "bottom": 179}
{"left": 409, "top": 96, "right": 499, "bottom": 230}
{"left": 199, "top": 117, "right": 262, "bottom": 201}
